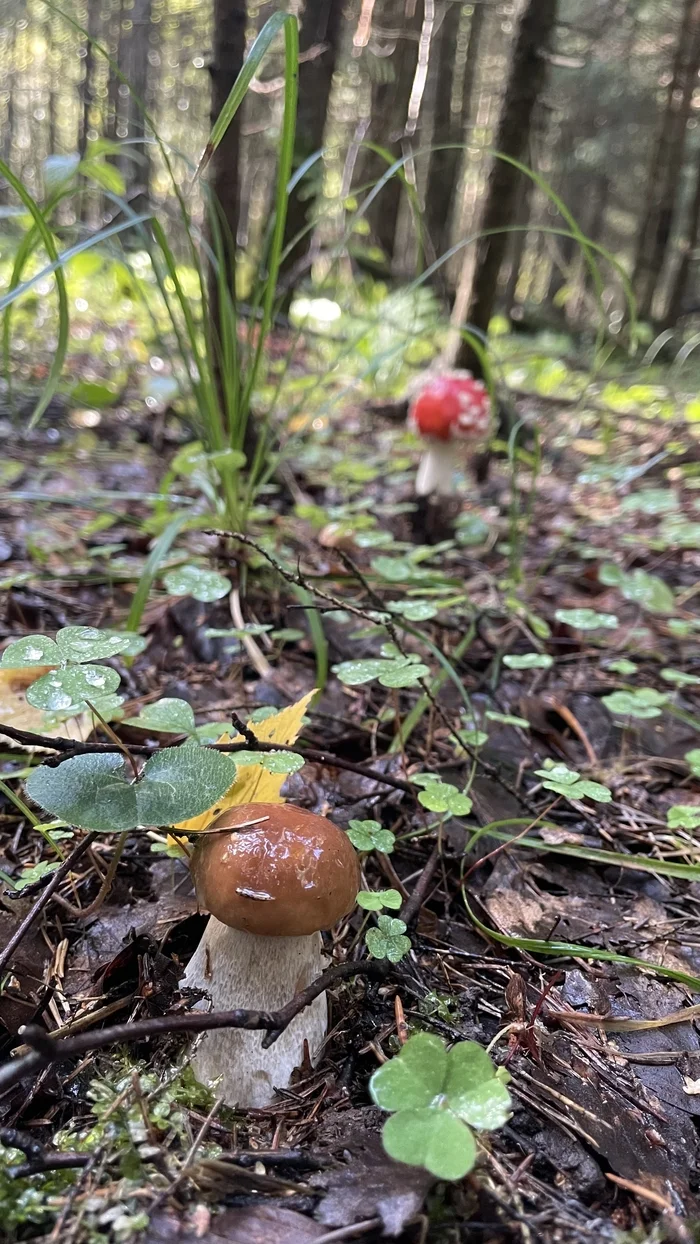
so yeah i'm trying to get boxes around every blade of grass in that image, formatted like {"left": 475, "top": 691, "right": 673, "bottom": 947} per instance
{"left": 0, "top": 158, "right": 69, "bottom": 429}
{"left": 462, "top": 892, "right": 700, "bottom": 993}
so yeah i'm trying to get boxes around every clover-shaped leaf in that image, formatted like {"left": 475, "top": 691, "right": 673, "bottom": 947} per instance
{"left": 605, "top": 659, "right": 638, "bottom": 675}
{"left": 386, "top": 600, "right": 438, "bottom": 621}
{"left": 416, "top": 779, "right": 472, "bottom": 816}
{"left": 163, "top": 564, "right": 230, "bottom": 602}
{"left": 535, "top": 761, "right": 611, "bottom": 803}
{"left": 334, "top": 655, "right": 430, "bottom": 689}
{"left": 55, "top": 626, "right": 131, "bottom": 663}
{"left": 26, "top": 665, "right": 121, "bottom": 713}
{"left": 1, "top": 635, "right": 61, "bottom": 667}
{"left": 13, "top": 860, "right": 61, "bottom": 891}
{"left": 685, "top": 749, "right": 700, "bottom": 778}
{"left": 602, "top": 689, "right": 667, "bottom": 719}
{"left": 124, "top": 698, "right": 196, "bottom": 735}
{"left": 370, "top": 1033, "right": 512, "bottom": 1181}
{"left": 365, "top": 914, "right": 411, "bottom": 963}
{"left": 25, "top": 741, "right": 237, "bottom": 831}
{"left": 98, "top": 630, "right": 148, "bottom": 658}
{"left": 667, "top": 804, "right": 700, "bottom": 830}
{"left": 356, "top": 888, "right": 402, "bottom": 911}
{"left": 661, "top": 668, "right": 700, "bottom": 687}
{"left": 503, "top": 653, "right": 553, "bottom": 670}
{"left": 555, "top": 608, "right": 618, "bottom": 630}
{"left": 347, "top": 819, "right": 395, "bottom": 853}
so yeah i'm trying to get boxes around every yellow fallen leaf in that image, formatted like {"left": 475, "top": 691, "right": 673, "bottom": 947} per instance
{"left": 0, "top": 667, "right": 91, "bottom": 752}
{"left": 174, "top": 689, "right": 317, "bottom": 832}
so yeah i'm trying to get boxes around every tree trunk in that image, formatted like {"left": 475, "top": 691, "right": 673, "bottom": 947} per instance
{"left": 664, "top": 149, "right": 700, "bottom": 327}
{"left": 423, "top": 0, "right": 461, "bottom": 265}
{"left": 503, "top": 174, "right": 535, "bottom": 317}
{"left": 280, "top": 0, "right": 344, "bottom": 291}
{"left": 209, "top": 0, "right": 247, "bottom": 262}
{"left": 78, "top": 0, "right": 102, "bottom": 160}
{"left": 118, "top": 0, "right": 152, "bottom": 212}
{"left": 452, "top": 0, "right": 558, "bottom": 374}
{"left": 357, "top": 0, "right": 424, "bottom": 265}
{"left": 632, "top": 0, "right": 700, "bottom": 321}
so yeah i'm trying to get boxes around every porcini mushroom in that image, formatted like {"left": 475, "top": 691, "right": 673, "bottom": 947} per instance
{"left": 182, "top": 802, "right": 360, "bottom": 1108}
{"left": 408, "top": 370, "right": 491, "bottom": 496}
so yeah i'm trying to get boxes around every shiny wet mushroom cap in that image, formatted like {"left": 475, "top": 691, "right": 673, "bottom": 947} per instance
{"left": 190, "top": 802, "right": 360, "bottom": 936}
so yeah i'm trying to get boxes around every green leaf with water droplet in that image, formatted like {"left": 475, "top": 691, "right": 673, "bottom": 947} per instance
{"left": 346, "top": 819, "right": 395, "bottom": 853}
{"left": 26, "top": 665, "right": 121, "bottom": 712}
{"left": 1, "top": 635, "right": 61, "bottom": 667}
{"left": 123, "top": 698, "right": 196, "bottom": 735}
{"left": 163, "top": 564, "right": 230, "bottom": 602}
{"left": 56, "top": 626, "right": 131, "bottom": 663}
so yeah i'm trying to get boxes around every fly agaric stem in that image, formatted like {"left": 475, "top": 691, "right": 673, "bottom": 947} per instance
{"left": 415, "top": 439, "right": 458, "bottom": 496}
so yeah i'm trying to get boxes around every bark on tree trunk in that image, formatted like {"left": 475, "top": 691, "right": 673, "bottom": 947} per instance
{"left": 503, "top": 174, "right": 534, "bottom": 317}
{"left": 119, "top": 0, "right": 152, "bottom": 214}
{"left": 280, "top": 0, "right": 344, "bottom": 292}
{"left": 664, "top": 149, "right": 700, "bottom": 327}
{"left": 78, "top": 0, "right": 102, "bottom": 160}
{"left": 452, "top": 0, "right": 558, "bottom": 375}
{"left": 358, "top": 0, "right": 424, "bottom": 266}
{"left": 423, "top": 0, "right": 461, "bottom": 265}
{"left": 632, "top": 0, "right": 700, "bottom": 321}
{"left": 209, "top": 0, "right": 247, "bottom": 263}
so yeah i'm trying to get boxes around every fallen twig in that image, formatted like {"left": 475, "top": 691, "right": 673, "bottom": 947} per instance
{"left": 0, "top": 722, "right": 415, "bottom": 795}
{"left": 0, "top": 832, "right": 98, "bottom": 975}
{"left": 0, "top": 960, "right": 387, "bottom": 1096}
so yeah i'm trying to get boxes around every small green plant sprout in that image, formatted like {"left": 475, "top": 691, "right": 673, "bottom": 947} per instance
{"left": 598, "top": 565, "right": 675, "bottom": 615}
{"left": 0, "top": 627, "right": 139, "bottom": 716}
{"left": 534, "top": 760, "right": 612, "bottom": 803}
{"left": 347, "top": 818, "right": 396, "bottom": 854}
{"left": 554, "top": 608, "right": 619, "bottom": 631}
{"left": 661, "top": 669, "right": 700, "bottom": 688}
{"left": 370, "top": 1032, "right": 512, "bottom": 1181}
{"left": 605, "top": 658, "right": 638, "bottom": 676}
{"left": 666, "top": 805, "right": 700, "bottom": 830}
{"left": 356, "top": 889, "right": 403, "bottom": 911}
{"left": 484, "top": 710, "right": 530, "bottom": 729}
{"left": 334, "top": 649, "right": 430, "bottom": 689}
{"left": 411, "top": 774, "right": 473, "bottom": 816}
{"left": 162, "top": 564, "right": 231, "bottom": 603}
{"left": 25, "top": 741, "right": 238, "bottom": 832}
{"left": 503, "top": 652, "right": 553, "bottom": 670}
{"left": 365, "top": 915, "right": 411, "bottom": 963}
{"left": 685, "top": 750, "right": 700, "bottom": 778}
{"left": 601, "top": 688, "right": 668, "bottom": 720}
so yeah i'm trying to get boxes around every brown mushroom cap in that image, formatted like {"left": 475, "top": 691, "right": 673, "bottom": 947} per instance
{"left": 190, "top": 803, "right": 361, "bottom": 936}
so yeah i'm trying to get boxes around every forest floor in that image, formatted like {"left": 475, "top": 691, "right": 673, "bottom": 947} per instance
{"left": 1, "top": 342, "right": 700, "bottom": 1244}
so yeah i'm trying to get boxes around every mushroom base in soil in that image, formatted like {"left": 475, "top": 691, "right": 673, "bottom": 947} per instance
{"left": 182, "top": 802, "right": 360, "bottom": 1109}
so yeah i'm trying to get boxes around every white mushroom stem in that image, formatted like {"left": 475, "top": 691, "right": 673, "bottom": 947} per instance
{"left": 415, "top": 439, "right": 457, "bottom": 496}
{"left": 182, "top": 918, "right": 327, "bottom": 1108}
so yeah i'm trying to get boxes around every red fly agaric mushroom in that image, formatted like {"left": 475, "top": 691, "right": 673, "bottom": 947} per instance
{"left": 182, "top": 802, "right": 360, "bottom": 1108}
{"left": 408, "top": 370, "right": 491, "bottom": 496}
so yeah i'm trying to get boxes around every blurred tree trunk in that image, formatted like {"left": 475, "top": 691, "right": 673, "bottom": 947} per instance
{"left": 664, "top": 149, "right": 700, "bottom": 326}
{"left": 78, "top": 0, "right": 102, "bottom": 160}
{"left": 423, "top": 0, "right": 461, "bottom": 266}
{"left": 117, "top": 0, "right": 152, "bottom": 211}
{"left": 503, "top": 174, "right": 535, "bottom": 317}
{"left": 209, "top": 0, "right": 247, "bottom": 263}
{"left": 107, "top": 0, "right": 125, "bottom": 142}
{"left": 632, "top": 0, "right": 700, "bottom": 321}
{"left": 452, "top": 0, "right": 558, "bottom": 374}
{"left": 358, "top": 0, "right": 424, "bottom": 266}
{"left": 280, "top": 0, "right": 344, "bottom": 292}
